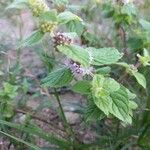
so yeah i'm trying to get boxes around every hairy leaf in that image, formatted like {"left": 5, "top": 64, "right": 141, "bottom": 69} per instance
{"left": 57, "top": 45, "right": 90, "bottom": 67}
{"left": 92, "top": 75, "right": 133, "bottom": 123}
{"left": 19, "top": 30, "right": 44, "bottom": 48}
{"left": 86, "top": 47, "right": 123, "bottom": 66}
{"left": 41, "top": 67, "right": 73, "bottom": 87}
{"left": 92, "top": 75, "right": 120, "bottom": 116}
{"left": 84, "top": 101, "right": 105, "bottom": 122}
{"left": 110, "top": 86, "right": 131, "bottom": 124}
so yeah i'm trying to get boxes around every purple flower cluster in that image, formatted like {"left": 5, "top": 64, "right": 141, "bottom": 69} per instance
{"left": 53, "top": 32, "right": 72, "bottom": 48}
{"left": 64, "top": 59, "right": 93, "bottom": 77}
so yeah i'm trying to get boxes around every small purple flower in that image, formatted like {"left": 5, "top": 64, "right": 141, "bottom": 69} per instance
{"left": 64, "top": 59, "right": 93, "bottom": 77}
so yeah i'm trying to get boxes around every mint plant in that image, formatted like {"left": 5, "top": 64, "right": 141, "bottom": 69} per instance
{"left": 0, "top": 0, "right": 150, "bottom": 149}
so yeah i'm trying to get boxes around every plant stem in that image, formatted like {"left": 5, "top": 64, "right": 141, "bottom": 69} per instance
{"left": 54, "top": 88, "right": 76, "bottom": 149}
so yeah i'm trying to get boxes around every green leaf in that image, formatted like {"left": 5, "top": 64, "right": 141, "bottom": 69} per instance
{"left": 126, "top": 88, "right": 136, "bottom": 100}
{"left": 103, "top": 78, "right": 120, "bottom": 92}
{"left": 0, "top": 130, "right": 42, "bottom": 150}
{"left": 19, "top": 30, "right": 44, "bottom": 48}
{"left": 127, "top": 37, "right": 144, "bottom": 51}
{"left": 137, "top": 49, "right": 150, "bottom": 66}
{"left": 41, "top": 67, "right": 73, "bottom": 88}
{"left": 110, "top": 86, "right": 131, "bottom": 124}
{"left": 6, "top": 0, "right": 28, "bottom": 10}
{"left": 121, "top": 3, "right": 137, "bottom": 16}
{"left": 39, "top": 10, "right": 58, "bottom": 22}
{"left": 116, "top": 62, "right": 146, "bottom": 89}
{"left": 3, "top": 103, "right": 14, "bottom": 118}
{"left": 84, "top": 101, "right": 105, "bottom": 122}
{"left": 72, "top": 80, "right": 92, "bottom": 95}
{"left": 93, "top": 89, "right": 112, "bottom": 116}
{"left": 66, "top": 20, "right": 85, "bottom": 36}
{"left": 96, "top": 66, "right": 111, "bottom": 75}
{"left": 0, "top": 82, "right": 18, "bottom": 99}
{"left": 58, "top": 11, "right": 82, "bottom": 24}
{"left": 92, "top": 75, "right": 120, "bottom": 116}
{"left": 129, "top": 101, "right": 138, "bottom": 110}
{"left": 57, "top": 45, "right": 90, "bottom": 67}
{"left": 86, "top": 47, "right": 122, "bottom": 66}
{"left": 132, "top": 71, "right": 146, "bottom": 89}
{"left": 92, "top": 74, "right": 133, "bottom": 124}
{"left": 139, "top": 19, "right": 150, "bottom": 31}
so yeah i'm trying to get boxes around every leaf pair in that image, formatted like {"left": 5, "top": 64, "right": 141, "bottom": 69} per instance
{"left": 57, "top": 45, "right": 123, "bottom": 67}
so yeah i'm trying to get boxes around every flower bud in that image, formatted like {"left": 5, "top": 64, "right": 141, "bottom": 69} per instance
{"left": 28, "top": 0, "right": 49, "bottom": 17}
{"left": 40, "top": 22, "right": 57, "bottom": 33}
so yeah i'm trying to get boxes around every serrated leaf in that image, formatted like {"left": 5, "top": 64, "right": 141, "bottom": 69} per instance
{"left": 57, "top": 45, "right": 90, "bottom": 67}
{"left": 86, "top": 47, "right": 122, "bottom": 66}
{"left": 0, "top": 82, "right": 18, "bottom": 99}
{"left": 19, "top": 30, "right": 44, "bottom": 48}
{"left": 72, "top": 80, "right": 91, "bottom": 95}
{"left": 110, "top": 86, "right": 130, "bottom": 123}
{"left": 92, "top": 74, "right": 133, "bottom": 124}
{"left": 132, "top": 71, "right": 146, "bottom": 89}
{"left": 92, "top": 75, "right": 120, "bottom": 116}
{"left": 139, "top": 19, "right": 150, "bottom": 31}
{"left": 39, "top": 10, "right": 58, "bottom": 22}
{"left": 84, "top": 101, "right": 105, "bottom": 122}
{"left": 66, "top": 20, "right": 85, "bottom": 36}
{"left": 58, "top": 11, "right": 82, "bottom": 24}
{"left": 41, "top": 67, "right": 73, "bottom": 88}
{"left": 93, "top": 89, "right": 112, "bottom": 116}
